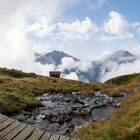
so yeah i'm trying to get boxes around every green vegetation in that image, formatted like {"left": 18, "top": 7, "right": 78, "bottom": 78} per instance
{"left": 0, "top": 67, "right": 107, "bottom": 114}
{"left": 1, "top": 67, "right": 140, "bottom": 140}
{"left": 76, "top": 73, "right": 140, "bottom": 140}
{"left": 0, "top": 67, "right": 36, "bottom": 78}
{"left": 105, "top": 73, "right": 140, "bottom": 85}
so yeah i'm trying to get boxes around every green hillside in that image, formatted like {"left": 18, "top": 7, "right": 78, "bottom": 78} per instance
{"left": 105, "top": 73, "right": 140, "bottom": 85}
{"left": 0, "top": 67, "right": 140, "bottom": 140}
{"left": 77, "top": 73, "right": 140, "bottom": 140}
{"left": 0, "top": 67, "right": 107, "bottom": 114}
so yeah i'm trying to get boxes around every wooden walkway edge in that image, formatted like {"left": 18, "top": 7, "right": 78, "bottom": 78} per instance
{"left": 0, "top": 113, "right": 77, "bottom": 140}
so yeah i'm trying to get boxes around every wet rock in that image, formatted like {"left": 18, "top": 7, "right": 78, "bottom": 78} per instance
{"left": 71, "top": 107, "right": 90, "bottom": 117}
{"left": 37, "top": 114, "right": 46, "bottom": 120}
{"left": 11, "top": 92, "right": 128, "bottom": 136}
{"left": 108, "top": 97, "right": 113, "bottom": 103}
{"left": 72, "top": 92, "right": 78, "bottom": 95}
{"left": 120, "top": 92, "right": 130, "bottom": 98}
{"left": 114, "top": 102, "right": 121, "bottom": 107}
{"left": 64, "top": 97, "right": 71, "bottom": 102}
{"left": 23, "top": 112, "right": 32, "bottom": 116}
{"left": 95, "top": 91, "right": 104, "bottom": 97}
{"left": 71, "top": 94, "right": 84, "bottom": 105}
{"left": 42, "top": 100, "right": 55, "bottom": 108}
{"left": 49, "top": 123, "right": 60, "bottom": 128}
{"left": 59, "top": 128, "right": 70, "bottom": 135}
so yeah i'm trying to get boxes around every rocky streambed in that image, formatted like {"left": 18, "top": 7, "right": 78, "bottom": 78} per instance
{"left": 11, "top": 91, "right": 129, "bottom": 136}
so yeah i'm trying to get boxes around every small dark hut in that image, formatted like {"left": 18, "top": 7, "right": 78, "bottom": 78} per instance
{"left": 49, "top": 71, "right": 61, "bottom": 78}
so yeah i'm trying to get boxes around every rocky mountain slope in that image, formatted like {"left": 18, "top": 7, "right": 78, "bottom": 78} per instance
{"left": 35, "top": 50, "right": 136, "bottom": 82}
{"left": 35, "top": 50, "right": 79, "bottom": 66}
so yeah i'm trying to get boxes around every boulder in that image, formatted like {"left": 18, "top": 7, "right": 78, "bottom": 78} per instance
{"left": 71, "top": 95, "right": 84, "bottom": 105}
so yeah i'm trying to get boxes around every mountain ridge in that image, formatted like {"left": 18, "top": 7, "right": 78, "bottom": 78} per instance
{"left": 36, "top": 50, "right": 79, "bottom": 66}
{"left": 35, "top": 50, "right": 137, "bottom": 82}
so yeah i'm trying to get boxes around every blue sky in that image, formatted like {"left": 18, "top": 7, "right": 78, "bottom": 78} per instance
{"left": 61, "top": 0, "right": 140, "bottom": 23}
{"left": 24, "top": 0, "right": 140, "bottom": 60}
{"left": 41, "top": 0, "right": 139, "bottom": 60}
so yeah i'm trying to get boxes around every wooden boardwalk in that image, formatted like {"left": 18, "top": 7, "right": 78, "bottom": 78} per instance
{"left": 0, "top": 113, "right": 77, "bottom": 140}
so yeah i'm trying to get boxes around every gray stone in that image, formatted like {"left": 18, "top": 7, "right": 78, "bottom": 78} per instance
{"left": 11, "top": 92, "right": 128, "bottom": 136}
{"left": 72, "top": 92, "right": 77, "bottom": 95}
{"left": 49, "top": 123, "right": 60, "bottom": 128}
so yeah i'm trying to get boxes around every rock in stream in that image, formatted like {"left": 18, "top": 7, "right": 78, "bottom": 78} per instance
{"left": 11, "top": 91, "right": 128, "bottom": 136}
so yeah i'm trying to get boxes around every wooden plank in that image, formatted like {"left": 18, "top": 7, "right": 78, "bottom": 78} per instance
{"left": 49, "top": 134, "right": 60, "bottom": 140}
{"left": 12, "top": 125, "right": 35, "bottom": 140}
{"left": 0, "top": 118, "right": 15, "bottom": 131}
{"left": 27, "top": 128, "right": 44, "bottom": 140}
{"left": 40, "top": 132, "right": 52, "bottom": 140}
{"left": 0, "top": 116, "right": 8, "bottom": 123}
{"left": 59, "top": 135, "right": 70, "bottom": 140}
{"left": 0, "top": 113, "right": 71, "bottom": 140}
{"left": 2, "top": 123, "right": 27, "bottom": 140}
{"left": 0, "top": 121, "right": 21, "bottom": 139}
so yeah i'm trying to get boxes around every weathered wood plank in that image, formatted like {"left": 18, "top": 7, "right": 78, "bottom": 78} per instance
{"left": 59, "top": 135, "right": 70, "bottom": 140}
{"left": 1, "top": 123, "right": 27, "bottom": 140}
{"left": 0, "top": 113, "right": 71, "bottom": 140}
{"left": 0, "top": 121, "right": 21, "bottom": 139}
{"left": 12, "top": 125, "right": 35, "bottom": 140}
{"left": 40, "top": 132, "right": 52, "bottom": 140}
{"left": 0, "top": 116, "right": 8, "bottom": 123}
{"left": 49, "top": 134, "right": 60, "bottom": 140}
{"left": 27, "top": 128, "right": 44, "bottom": 140}
{"left": 0, "top": 118, "right": 15, "bottom": 131}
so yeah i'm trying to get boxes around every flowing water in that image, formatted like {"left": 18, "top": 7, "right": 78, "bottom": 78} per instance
{"left": 11, "top": 92, "right": 128, "bottom": 136}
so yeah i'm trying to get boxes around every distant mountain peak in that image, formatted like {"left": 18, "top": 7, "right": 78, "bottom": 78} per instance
{"left": 112, "top": 50, "right": 134, "bottom": 57}
{"left": 35, "top": 49, "right": 137, "bottom": 83}
{"left": 35, "top": 50, "right": 79, "bottom": 65}
{"left": 108, "top": 50, "right": 136, "bottom": 64}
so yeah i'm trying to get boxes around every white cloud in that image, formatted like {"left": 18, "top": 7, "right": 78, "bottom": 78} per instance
{"left": 97, "top": 34, "right": 119, "bottom": 41}
{"left": 25, "top": 17, "right": 56, "bottom": 37}
{"left": 58, "top": 57, "right": 79, "bottom": 71}
{"left": 95, "top": 51, "right": 111, "bottom": 60}
{"left": 64, "top": 72, "right": 79, "bottom": 80}
{"left": 58, "top": 17, "right": 98, "bottom": 40}
{"left": 23, "top": 0, "right": 62, "bottom": 22}
{"left": 103, "top": 11, "right": 134, "bottom": 40}
{"left": 78, "top": 61, "right": 92, "bottom": 72}
{"left": 0, "top": 0, "right": 60, "bottom": 75}
{"left": 32, "top": 44, "right": 55, "bottom": 54}
{"left": 101, "top": 60, "right": 140, "bottom": 82}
